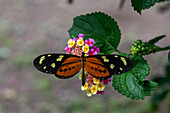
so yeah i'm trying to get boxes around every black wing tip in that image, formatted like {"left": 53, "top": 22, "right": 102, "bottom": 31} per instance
{"left": 54, "top": 73, "right": 76, "bottom": 79}
{"left": 90, "top": 74, "right": 112, "bottom": 80}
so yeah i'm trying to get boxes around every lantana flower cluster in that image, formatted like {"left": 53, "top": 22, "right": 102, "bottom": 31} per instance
{"left": 65, "top": 33, "right": 111, "bottom": 97}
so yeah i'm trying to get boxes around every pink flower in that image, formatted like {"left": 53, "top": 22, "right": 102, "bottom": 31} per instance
{"left": 101, "top": 80, "right": 108, "bottom": 85}
{"left": 97, "top": 91, "right": 105, "bottom": 95}
{"left": 85, "top": 38, "right": 95, "bottom": 47}
{"left": 65, "top": 46, "right": 70, "bottom": 52}
{"left": 73, "top": 38, "right": 78, "bottom": 42}
{"left": 101, "top": 78, "right": 111, "bottom": 85}
{"left": 78, "top": 33, "right": 84, "bottom": 39}
{"left": 88, "top": 49, "right": 98, "bottom": 56}
{"left": 92, "top": 46, "right": 100, "bottom": 53}
{"left": 108, "top": 78, "right": 111, "bottom": 82}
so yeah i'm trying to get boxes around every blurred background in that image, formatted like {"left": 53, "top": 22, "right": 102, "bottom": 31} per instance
{"left": 0, "top": 0, "right": 169, "bottom": 113}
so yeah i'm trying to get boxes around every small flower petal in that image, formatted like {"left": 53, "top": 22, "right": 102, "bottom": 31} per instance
{"left": 84, "top": 38, "right": 95, "bottom": 47}
{"left": 108, "top": 78, "right": 111, "bottom": 82}
{"left": 93, "top": 78, "right": 100, "bottom": 84}
{"left": 91, "top": 85, "right": 98, "bottom": 94}
{"left": 79, "top": 74, "right": 82, "bottom": 80}
{"left": 81, "top": 82, "right": 88, "bottom": 91}
{"left": 88, "top": 49, "right": 97, "bottom": 55}
{"left": 73, "top": 38, "right": 78, "bottom": 42}
{"left": 86, "top": 87, "right": 93, "bottom": 97}
{"left": 65, "top": 46, "right": 70, "bottom": 52}
{"left": 67, "top": 39, "right": 72, "bottom": 44}
{"left": 97, "top": 91, "right": 105, "bottom": 95}
{"left": 101, "top": 80, "right": 109, "bottom": 85}
{"left": 68, "top": 39, "right": 75, "bottom": 48}
{"left": 93, "top": 46, "right": 100, "bottom": 53}
{"left": 89, "top": 38, "right": 95, "bottom": 44}
{"left": 77, "top": 38, "right": 84, "bottom": 46}
{"left": 82, "top": 45, "right": 89, "bottom": 53}
{"left": 93, "top": 51, "right": 98, "bottom": 55}
{"left": 78, "top": 33, "right": 84, "bottom": 39}
{"left": 97, "top": 82, "right": 105, "bottom": 91}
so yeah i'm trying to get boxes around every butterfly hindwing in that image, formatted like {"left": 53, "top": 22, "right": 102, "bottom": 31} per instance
{"left": 84, "top": 57, "right": 111, "bottom": 79}
{"left": 85, "top": 55, "right": 133, "bottom": 79}
{"left": 33, "top": 53, "right": 81, "bottom": 79}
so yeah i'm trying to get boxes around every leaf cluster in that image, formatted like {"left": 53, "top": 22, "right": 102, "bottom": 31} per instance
{"left": 68, "top": 12, "right": 170, "bottom": 99}
{"left": 130, "top": 0, "right": 170, "bottom": 14}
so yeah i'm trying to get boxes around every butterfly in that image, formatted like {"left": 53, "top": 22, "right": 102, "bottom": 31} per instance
{"left": 33, "top": 52, "right": 133, "bottom": 86}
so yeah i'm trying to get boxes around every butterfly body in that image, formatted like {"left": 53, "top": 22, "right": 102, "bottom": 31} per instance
{"left": 33, "top": 53, "right": 133, "bottom": 86}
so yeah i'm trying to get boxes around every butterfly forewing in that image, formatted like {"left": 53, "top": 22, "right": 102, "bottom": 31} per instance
{"left": 33, "top": 53, "right": 81, "bottom": 79}
{"left": 85, "top": 54, "right": 133, "bottom": 79}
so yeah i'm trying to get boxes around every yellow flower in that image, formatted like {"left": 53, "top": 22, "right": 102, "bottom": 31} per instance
{"left": 82, "top": 45, "right": 89, "bottom": 53}
{"left": 97, "top": 82, "right": 105, "bottom": 91}
{"left": 81, "top": 82, "right": 88, "bottom": 91}
{"left": 93, "top": 78, "right": 100, "bottom": 84}
{"left": 91, "top": 85, "right": 98, "bottom": 94}
{"left": 86, "top": 87, "right": 93, "bottom": 97}
{"left": 84, "top": 53, "right": 88, "bottom": 57}
{"left": 67, "top": 39, "right": 75, "bottom": 48}
{"left": 77, "top": 38, "right": 84, "bottom": 46}
{"left": 79, "top": 74, "right": 82, "bottom": 80}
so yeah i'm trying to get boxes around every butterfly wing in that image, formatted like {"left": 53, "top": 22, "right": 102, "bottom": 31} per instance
{"left": 85, "top": 54, "right": 133, "bottom": 79}
{"left": 33, "top": 53, "right": 82, "bottom": 79}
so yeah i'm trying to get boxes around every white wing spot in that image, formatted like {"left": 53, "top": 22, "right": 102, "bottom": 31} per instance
{"left": 102, "top": 56, "right": 109, "bottom": 62}
{"left": 121, "top": 57, "right": 127, "bottom": 66}
{"left": 39, "top": 56, "right": 45, "bottom": 64}
{"left": 56, "top": 55, "right": 64, "bottom": 61}
{"left": 104, "top": 59, "right": 109, "bottom": 62}
{"left": 59, "top": 55, "right": 64, "bottom": 58}
{"left": 56, "top": 58, "right": 62, "bottom": 61}
{"left": 51, "top": 63, "right": 55, "bottom": 68}
{"left": 43, "top": 66, "right": 46, "bottom": 69}
{"left": 102, "top": 56, "right": 106, "bottom": 59}
{"left": 110, "top": 64, "right": 115, "bottom": 69}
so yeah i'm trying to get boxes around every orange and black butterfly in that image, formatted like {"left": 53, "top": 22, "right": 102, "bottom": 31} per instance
{"left": 33, "top": 52, "right": 133, "bottom": 86}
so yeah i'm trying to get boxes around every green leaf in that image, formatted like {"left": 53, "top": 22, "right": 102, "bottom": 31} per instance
{"left": 131, "top": 0, "right": 160, "bottom": 14}
{"left": 155, "top": 46, "right": 170, "bottom": 52}
{"left": 141, "top": 80, "right": 158, "bottom": 91}
{"left": 68, "top": 12, "right": 121, "bottom": 54}
{"left": 148, "top": 35, "right": 166, "bottom": 45}
{"left": 130, "top": 56, "right": 150, "bottom": 81}
{"left": 168, "top": 51, "right": 170, "bottom": 65}
{"left": 145, "top": 35, "right": 170, "bottom": 53}
{"left": 112, "top": 56, "right": 157, "bottom": 100}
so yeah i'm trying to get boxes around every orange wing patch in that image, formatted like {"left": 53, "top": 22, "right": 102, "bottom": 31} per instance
{"left": 85, "top": 57, "right": 104, "bottom": 66}
{"left": 84, "top": 61, "right": 110, "bottom": 79}
{"left": 61, "top": 57, "right": 80, "bottom": 65}
{"left": 55, "top": 61, "right": 82, "bottom": 79}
